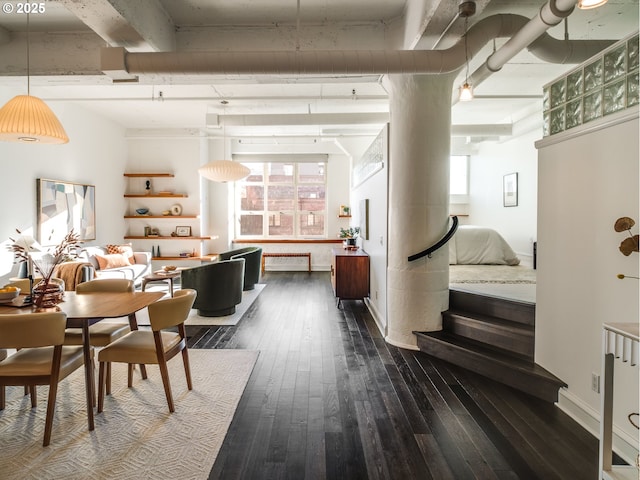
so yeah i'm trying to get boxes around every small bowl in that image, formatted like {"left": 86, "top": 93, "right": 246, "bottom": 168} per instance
{"left": 136, "top": 208, "right": 149, "bottom": 215}
{"left": 0, "top": 286, "right": 20, "bottom": 302}
{"left": 163, "top": 265, "right": 177, "bottom": 272}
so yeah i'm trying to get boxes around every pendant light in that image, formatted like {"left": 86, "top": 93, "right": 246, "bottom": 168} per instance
{"left": 0, "top": 12, "right": 68, "bottom": 143}
{"left": 199, "top": 101, "right": 250, "bottom": 182}
{"left": 577, "top": 0, "right": 608, "bottom": 9}
{"left": 458, "top": 14, "right": 473, "bottom": 102}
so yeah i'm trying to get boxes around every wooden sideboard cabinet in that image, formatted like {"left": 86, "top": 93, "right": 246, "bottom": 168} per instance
{"left": 331, "top": 248, "right": 369, "bottom": 305}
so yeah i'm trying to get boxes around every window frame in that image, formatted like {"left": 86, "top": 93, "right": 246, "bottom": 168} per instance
{"left": 235, "top": 161, "right": 328, "bottom": 239}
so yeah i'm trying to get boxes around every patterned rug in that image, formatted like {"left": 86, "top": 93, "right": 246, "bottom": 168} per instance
{"left": 0, "top": 349, "right": 259, "bottom": 480}
{"left": 135, "top": 284, "right": 266, "bottom": 326}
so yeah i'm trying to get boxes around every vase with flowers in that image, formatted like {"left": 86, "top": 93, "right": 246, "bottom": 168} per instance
{"left": 9, "top": 229, "right": 82, "bottom": 310}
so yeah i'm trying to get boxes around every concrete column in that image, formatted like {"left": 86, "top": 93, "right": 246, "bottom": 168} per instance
{"left": 385, "top": 73, "right": 456, "bottom": 349}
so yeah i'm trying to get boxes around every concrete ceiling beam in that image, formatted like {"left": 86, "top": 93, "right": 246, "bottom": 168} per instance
{"left": 0, "top": 26, "right": 10, "bottom": 46}
{"left": 57, "top": 0, "right": 175, "bottom": 52}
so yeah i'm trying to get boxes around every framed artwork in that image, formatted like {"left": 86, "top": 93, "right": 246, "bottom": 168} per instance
{"left": 175, "top": 226, "right": 192, "bottom": 237}
{"left": 352, "top": 124, "right": 387, "bottom": 187}
{"left": 503, "top": 173, "right": 518, "bottom": 207}
{"left": 359, "top": 198, "right": 369, "bottom": 240}
{"left": 37, "top": 178, "right": 96, "bottom": 244}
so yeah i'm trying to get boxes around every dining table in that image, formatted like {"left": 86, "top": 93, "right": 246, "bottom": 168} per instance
{"left": 0, "top": 290, "right": 164, "bottom": 431}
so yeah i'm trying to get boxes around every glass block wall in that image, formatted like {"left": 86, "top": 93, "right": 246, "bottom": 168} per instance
{"left": 543, "top": 33, "right": 639, "bottom": 137}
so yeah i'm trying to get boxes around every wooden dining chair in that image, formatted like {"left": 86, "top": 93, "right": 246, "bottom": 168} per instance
{"left": 0, "top": 349, "right": 6, "bottom": 408}
{"left": 0, "top": 312, "right": 89, "bottom": 446}
{"left": 64, "top": 278, "right": 137, "bottom": 396}
{"left": 65, "top": 278, "right": 135, "bottom": 347}
{"left": 97, "top": 289, "right": 197, "bottom": 413}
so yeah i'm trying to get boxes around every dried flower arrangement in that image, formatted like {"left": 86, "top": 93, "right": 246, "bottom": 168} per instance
{"left": 8, "top": 229, "right": 82, "bottom": 307}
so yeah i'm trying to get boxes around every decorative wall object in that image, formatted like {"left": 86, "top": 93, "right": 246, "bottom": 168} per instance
{"left": 359, "top": 198, "right": 370, "bottom": 240}
{"left": 170, "top": 204, "right": 183, "bottom": 216}
{"left": 36, "top": 178, "right": 96, "bottom": 244}
{"left": 352, "top": 124, "right": 387, "bottom": 187}
{"left": 542, "top": 33, "right": 639, "bottom": 136}
{"left": 176, "top": 226, "right": 191, "bottom": 237}
{"left": 503, "top": 173, "right": 518, "bottom": 207}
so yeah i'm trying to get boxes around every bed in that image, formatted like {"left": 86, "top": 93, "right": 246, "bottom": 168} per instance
{"left": 449, "top": 226, "right": 520, "bottom": 265}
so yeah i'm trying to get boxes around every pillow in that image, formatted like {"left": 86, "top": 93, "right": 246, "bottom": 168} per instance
{"left": 95, "top": 253, "right": 131, "bottom": 270}
{"left": 106, "top": 244, "right": 135, "bottom": 264}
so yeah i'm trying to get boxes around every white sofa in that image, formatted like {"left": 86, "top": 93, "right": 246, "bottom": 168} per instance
{"left": 79, "top": 246, "right": 152, "bottom": 286}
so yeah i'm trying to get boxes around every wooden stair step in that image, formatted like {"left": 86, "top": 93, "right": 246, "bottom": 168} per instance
{"left": 415, "top": 330, "right": 566, "bottom": 403}
{"left": 449, "top": 288, "right": 535, "bottom": 326}
{"left": 443, "top": 310, "right": 534, "bottom": 360}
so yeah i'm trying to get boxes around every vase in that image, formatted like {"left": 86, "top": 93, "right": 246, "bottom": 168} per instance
{"left": 33, "top": 280, "right": 64, "bottom": 310}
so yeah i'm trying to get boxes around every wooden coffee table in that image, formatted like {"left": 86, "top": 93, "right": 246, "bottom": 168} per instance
{"left": 141, "top": 270, "right": 181, "bottom": 297}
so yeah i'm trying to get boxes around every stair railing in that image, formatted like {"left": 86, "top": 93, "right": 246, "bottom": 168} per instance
{"left": 408, "top": 215, "right": 459, "bottom": 262}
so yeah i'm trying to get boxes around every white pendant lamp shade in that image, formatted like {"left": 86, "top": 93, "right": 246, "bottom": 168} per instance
{"left": 199, "top": 160, "right": 250, "bottom": 182}
{"left": 0, "top": 95, "right": 69, "bottom": 144}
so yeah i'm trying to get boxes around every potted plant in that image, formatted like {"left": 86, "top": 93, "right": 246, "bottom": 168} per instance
{"left": 339, "top": 226, "right": 360, "bottom": 249}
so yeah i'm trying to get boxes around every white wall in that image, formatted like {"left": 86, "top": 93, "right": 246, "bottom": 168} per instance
{"left": 536, "top": 112, "right": 639, "bottom": 461}
{"left": 467, "top": 127, "right": 540, "bottom": 264}
{"left": 126, "top": 135, "right": 204, "bottom": 269}
{"left": 0, "top": 96, "right": 127, "bottom": 285}
{"left": 338, "top": 134, "right": 388, "bottom": 333}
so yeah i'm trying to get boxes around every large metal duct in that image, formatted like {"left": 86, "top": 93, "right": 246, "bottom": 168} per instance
{"left": 467, "top": 0, "right": 613, "bottom": 88}
{"left": 102, "top": 5, "right": 612, "bottom": 80}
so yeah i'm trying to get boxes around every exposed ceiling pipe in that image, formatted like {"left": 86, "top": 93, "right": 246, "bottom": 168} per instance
{"left": 102, "top": 2, "right": 612, "bottom": 81}
{"left": 103, "top": 14, "right": 528, "bottom": 77}
{"left": 465, "top": 0, "right": 613, "bottom": 90}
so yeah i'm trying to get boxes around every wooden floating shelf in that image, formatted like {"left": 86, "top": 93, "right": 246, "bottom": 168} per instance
{"left": 124, "top": 194, "right": 188, "bottom": 198}
{"left": 124, "top": 173, "right": 174, "bottom": 177}
{"left": 124, "top": 215, "right": 198, "bottom": 219}
{"left": 124, "top": 236, "right": 211, "bottom": 240}
{"left": 338, "top": 215, "right": 352, "bottom": 218}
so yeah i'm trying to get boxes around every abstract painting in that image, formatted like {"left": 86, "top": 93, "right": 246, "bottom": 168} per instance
{"left": 37, "top": 178, "right": 96, "bottom": 244}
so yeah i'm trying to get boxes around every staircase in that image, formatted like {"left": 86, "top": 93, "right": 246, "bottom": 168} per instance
{"left": 414, "top": 289, "right": 566, "bottom": 403}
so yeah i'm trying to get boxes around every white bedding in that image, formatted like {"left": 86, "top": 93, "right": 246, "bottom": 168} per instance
{"left": 449, "top": 226, "right": 520, "bottom": 265}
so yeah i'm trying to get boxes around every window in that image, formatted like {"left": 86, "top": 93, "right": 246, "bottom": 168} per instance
{"left": 450, "top": 155, "right": 469, "bottom": 195}
{"left": 236, "top": 162, "right": 327, "bottom": 238}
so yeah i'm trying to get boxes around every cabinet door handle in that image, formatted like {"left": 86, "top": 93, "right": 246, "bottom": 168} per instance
{"left": 330, "top": 265, "right": 334, "bottom": 276}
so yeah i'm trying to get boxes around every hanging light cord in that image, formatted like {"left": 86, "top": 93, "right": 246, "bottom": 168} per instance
{"left": 26, "top": 11, "right": 30, "bottom": 95}
{"left": 463, "top": 16, "right": 469, "bottom": 84}
{"left": 295, "top": 0, "right": 301, "bottom": 51}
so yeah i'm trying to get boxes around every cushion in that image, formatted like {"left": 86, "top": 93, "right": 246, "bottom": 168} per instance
{"left": 106, "top": 244, "right": 135, "bottom": 264}
{"left": 95, "top": 254, "right": 132, "bottom": 270}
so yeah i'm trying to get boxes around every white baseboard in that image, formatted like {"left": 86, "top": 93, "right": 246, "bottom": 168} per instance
{"left": 557, "top": 388, "right": 639, "bottom": 466}
{"left": 364, "top": 297, "right": 386, "bottom": 338}
{"left": 384, "top": 336, "right": 420, "bottom": 351}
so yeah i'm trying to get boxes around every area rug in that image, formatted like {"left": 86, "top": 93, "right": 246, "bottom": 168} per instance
{"left": 0, "top": 349, "right": 259, "bottom": 480}
{"left": 135, "top": 283, "right": 266, "bottom": 326}
{"left": 449, "top": 264, "right": 537, "bottom": 284}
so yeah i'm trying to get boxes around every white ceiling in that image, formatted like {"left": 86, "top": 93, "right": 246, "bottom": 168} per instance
{"left": 0, "top": 0, "right": 637, "bottom": 140}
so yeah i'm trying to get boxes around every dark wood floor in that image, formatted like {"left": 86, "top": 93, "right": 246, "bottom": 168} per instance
{"left": 186, "top": 272, "right": 600, "bottom": 480}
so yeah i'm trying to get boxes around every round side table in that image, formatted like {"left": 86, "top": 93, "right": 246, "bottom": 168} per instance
{"left": 141, "top": 270, "right": 181, "bottom": 297}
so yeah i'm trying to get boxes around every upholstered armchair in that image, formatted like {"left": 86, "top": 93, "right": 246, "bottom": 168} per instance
{"left": 219, "top": 246, "right": 262, "bottom": 290}
{"left": 180, "top": 258, "right": 245, "bottom": 316}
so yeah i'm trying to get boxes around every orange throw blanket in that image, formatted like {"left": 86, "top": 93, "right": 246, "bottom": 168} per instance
{"left": 54, "top": 261, "right": 95, "bottom": 291}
